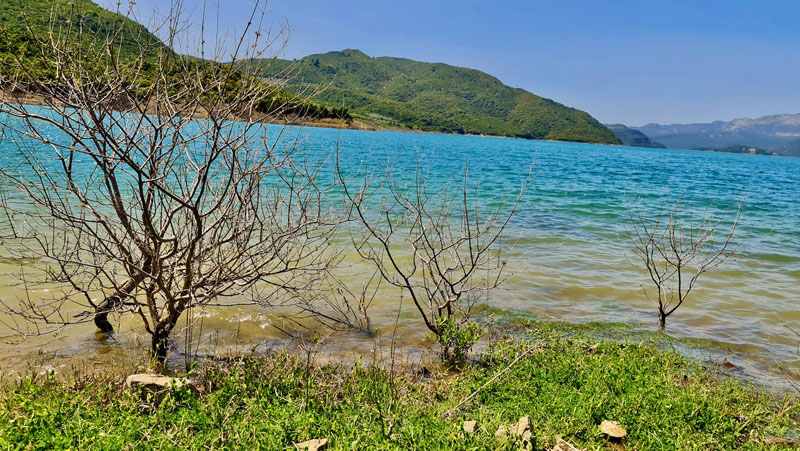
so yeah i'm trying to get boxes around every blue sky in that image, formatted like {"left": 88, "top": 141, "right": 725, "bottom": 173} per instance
{"left": 100, "top": 0, "right": 800, "bottom": 126}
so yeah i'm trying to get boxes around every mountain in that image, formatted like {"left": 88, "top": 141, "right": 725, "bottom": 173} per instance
{"left": 604, "top": 124, "right": 665, "bottom": 148}
{"left": 248, "top": 50, "right": 620, "bottom": 144}
{"left": 634, "top": 114, "right": 800, "bottom": 154}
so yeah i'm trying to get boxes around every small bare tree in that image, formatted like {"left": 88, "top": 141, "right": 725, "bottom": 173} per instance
{"left": 0, "top": 1, "right": 340, "bottom": 362}
{"left": 628, "top": 200, "right": 740, "bottom": 328}
{"left": 338, "top": 156, "right": 530, "bottom": 364}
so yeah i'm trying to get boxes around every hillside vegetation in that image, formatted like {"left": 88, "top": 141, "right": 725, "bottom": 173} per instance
{"left": 605, "top": 123, "right": 665, "bottom": 148}
{"left": 250, "top": 49, "right": 620, "bottom": 144}
{"left": 0, "top": 0, "right": 345, "bottom": 120}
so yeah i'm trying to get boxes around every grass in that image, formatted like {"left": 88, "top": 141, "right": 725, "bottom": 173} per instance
{"left": 0, "top": 322, "right": 798, "bottom": 450}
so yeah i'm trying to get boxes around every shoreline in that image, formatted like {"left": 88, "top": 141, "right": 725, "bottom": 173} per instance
{"left": 1, "top": 322, "right": 797, "bottom": 449}
{"left": 0, "top": 90, "right": 621, "bottom": 146}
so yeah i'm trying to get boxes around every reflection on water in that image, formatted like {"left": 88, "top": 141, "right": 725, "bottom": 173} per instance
{"left": 1, "top": 123, "right": 799, "bottom": 389}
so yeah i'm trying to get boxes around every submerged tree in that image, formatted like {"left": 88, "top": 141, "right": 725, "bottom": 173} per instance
{"left": 0, "top": 0, "right": 340, "bottom": 362}
{"left": 338, "top": 157, "right": 530, "bottom": 364}
{"left": 628, "top": 200, "right": 740, "bottom": 328}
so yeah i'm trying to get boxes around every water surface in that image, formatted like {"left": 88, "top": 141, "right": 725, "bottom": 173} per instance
{"left": 1, "top": 123, "right": 798, "bottom": 384}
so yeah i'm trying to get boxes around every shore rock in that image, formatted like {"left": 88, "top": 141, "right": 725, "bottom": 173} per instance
{"left": 599, "top": 420, "right": 627, "bottom": 438}
{"left": 125, "top": 374, "right": 200, "bottom": 403}
{"left": 513, "top": 415, "right": 532, "bottom": 439}
{"left": 553, "top": 437, "right": 582, "bottom": 451}
{"left": 463, "top": 420, "right": 477, "bottom": 434}
{"left": 294, "top": 438, "right": 328, "bottom": 450}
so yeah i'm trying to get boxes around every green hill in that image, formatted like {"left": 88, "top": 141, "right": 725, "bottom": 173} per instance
{"left": 250, "top": 49, "right": 620, "bottom": 144}
{"left": 0, "top": 0, "right": 167, "bottom": 68}
{"left": 605, "top": 124, "right": 665, "bottom": 148}
{"left": 0, "top": 0, "right": 343, "bottom": 120}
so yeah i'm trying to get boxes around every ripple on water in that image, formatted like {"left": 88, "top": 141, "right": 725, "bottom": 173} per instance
{"left": 0, "top": 122, "right": 799, "bottom": 383}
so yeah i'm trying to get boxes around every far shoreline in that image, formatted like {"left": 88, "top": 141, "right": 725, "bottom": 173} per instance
{"left": 2, "top": 91, "right": 791, "bottom": 157}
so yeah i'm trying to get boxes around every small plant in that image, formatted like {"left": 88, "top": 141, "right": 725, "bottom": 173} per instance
{"left": 437, "top": 316, "right": 483, "bottom": 365}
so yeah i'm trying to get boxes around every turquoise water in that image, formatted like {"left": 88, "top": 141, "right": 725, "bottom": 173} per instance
{"left": 310, "top": 125, "right": 800, "bottom": 369}
{"left": 0, "top": 119, "right": 798, "bottom": 381}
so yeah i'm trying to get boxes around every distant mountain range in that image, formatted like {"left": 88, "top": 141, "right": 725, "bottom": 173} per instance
{"left": 248, "top": 50, "right": 620, "bottom": 144}
{"left": 604, "top": 124, "right": 665, "bottom": 148}
{"left": 632, "top": 113, "right": 800, "bottom": 156}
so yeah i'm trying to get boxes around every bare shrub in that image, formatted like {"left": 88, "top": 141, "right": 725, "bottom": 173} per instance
{"left": 628, "top": 200, "right": 740, "bottom": 328}
{"left": 338, "top": 157, "right": 530, "bottom": 364}
{"left": 0, "top": 0, "right": 341, "bottom": 362}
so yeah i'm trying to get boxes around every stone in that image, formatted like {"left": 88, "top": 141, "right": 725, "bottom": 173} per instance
{"left": 764, "top": 436, "right": 797, "bottom": 446}
{"left": 294, "top": 438, "right": 328, "bottom": 450}
{"left": 599, "top": 420, "right": 627, "bottom": 438}
{"left": 553, "top": 437, "right": 582, "bottom": 451}
{"left": 125, "top": 374, "right": 199, "bottom": 403}
{"left": 463, "top": 420, "right": 477, "bottom": 434}
{"left": 125, "top": 374, "right": 194, "bottom": 391}
{"left": 512, "top": 416, "right": 531, "bottom": 439}
{"left": 495, "top": 424, "right": 507, "bottom": 441}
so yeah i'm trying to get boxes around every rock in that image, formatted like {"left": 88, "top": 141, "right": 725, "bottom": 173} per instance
{"left": 721, "top": 359, "right": 741, "bottom": 370}
{"left": 125, "top": 374, "right": 195, "bottom": 391}
{"left": 495, "top": 424, "right": 507, "bottom": 441}
{"left": 599, "top": 420, "right": 627, "bottom": 439}
{"left": 294, "top": 438, "right": 328, "bottom": 450}
{"left": 513, "top": 415, "right": 532, "bottom": 439}
{"left": 764, "top": 436, "right": 797, "bottom": 446}
{"left": 553, "top": 437, "right": 582, "bottom": 451}
{"left": 585, "top": 343, "right": 600, "bottom": 352}
{"left": 463, "top": 420, "right": 477, "bottom": 434}
{"left": 125, "top": 374, "right": 199, "bottom": 402}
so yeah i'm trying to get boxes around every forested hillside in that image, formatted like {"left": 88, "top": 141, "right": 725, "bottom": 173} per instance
{"left": 250, "top": 49, "right": 620, "bottom": 144}
{"left": 0, "top": 0, "right": 344, "bottom": 120}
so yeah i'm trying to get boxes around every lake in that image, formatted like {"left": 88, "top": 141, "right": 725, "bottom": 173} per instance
{"left": 1, "top": 123, "right": 798, "bottom": 387}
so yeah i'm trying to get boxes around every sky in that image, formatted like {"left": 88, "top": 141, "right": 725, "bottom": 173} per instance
{"left": 98, "top": 0, "right": 800, "bottom": 126}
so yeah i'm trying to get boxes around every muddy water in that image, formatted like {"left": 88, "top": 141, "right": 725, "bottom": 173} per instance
{"left": 0, "top": 123, "right": 798, "bottom": 388}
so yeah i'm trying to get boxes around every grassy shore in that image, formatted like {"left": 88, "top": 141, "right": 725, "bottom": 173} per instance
{"left": 1, "top": 321, "right": 797, "bottom": 450}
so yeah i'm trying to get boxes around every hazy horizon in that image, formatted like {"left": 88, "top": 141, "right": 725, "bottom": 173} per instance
{"left": 98, "top": 0, "right": 800, "bottom": 126}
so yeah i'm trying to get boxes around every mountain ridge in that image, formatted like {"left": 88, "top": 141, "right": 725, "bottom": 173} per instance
{"left": 634, "top": 113, "right": 800, "bottom": 154}
{"left": 604, "top": 123, "right": 665, "bottom": 148}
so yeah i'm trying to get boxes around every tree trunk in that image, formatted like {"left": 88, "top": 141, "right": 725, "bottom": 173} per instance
{"left": 94, "top": 277, "right": 142, "bottom": 333}
{"left": 151, "top": 316, "right": 179, "bottom": 364}
{"left": 658, "top": 312, "right": 666, "bottom": 329}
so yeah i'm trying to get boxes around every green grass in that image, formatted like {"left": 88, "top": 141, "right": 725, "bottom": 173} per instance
{"left": 1, "top": 324, "right": 797, "bottom": 450}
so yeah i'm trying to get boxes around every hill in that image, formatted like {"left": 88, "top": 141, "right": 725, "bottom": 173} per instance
{"left": 778, "top": 138, "right": 800, "bottom": 157}
{"left": 0, "top": 0, "right": 168, "bottom": 67}
{"left": 634, "top": 113, "right": 800, "bottom": 155}
{"left": 0, "top": 0, "right": 343, "bottom": 120}
{"left": 604, "top": 123, "right": 665, "bottom": 148}
{"left": 248, "top": 49, "right": 620, "bottom": 144}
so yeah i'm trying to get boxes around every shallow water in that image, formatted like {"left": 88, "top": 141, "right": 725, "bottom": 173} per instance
{"left": 0, "top": 121, "right": 798, "bottom": 386}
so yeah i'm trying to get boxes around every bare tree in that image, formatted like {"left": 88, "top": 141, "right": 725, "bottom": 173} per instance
{"left": 0, "top": 0, "right": 341, "bottom": 362}
{"left": 337, "top": 156, "right": 530, "bottom": 363}
{"left": 628, "top": 200, "right": 740, "bottom": 328}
